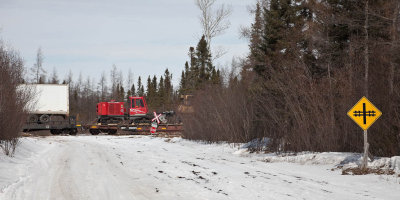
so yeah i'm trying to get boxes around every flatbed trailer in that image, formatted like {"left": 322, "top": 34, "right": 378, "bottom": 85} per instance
{"left": 87, "top": 123, "right": 183, "bottom": 135}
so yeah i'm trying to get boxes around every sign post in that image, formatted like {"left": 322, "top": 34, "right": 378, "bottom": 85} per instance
{"left": 150, "top": 121, "right": 158, "bottom": 134}
{"left": 347, "top": 97, "right": 382, "bottom": 169}
{"left": 150, "top": 112, "right": 162, "bottom": 134}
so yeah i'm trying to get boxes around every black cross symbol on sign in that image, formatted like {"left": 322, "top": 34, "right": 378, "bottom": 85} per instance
{"left": 353, "top": 103, "right": 376, "bottom": 124}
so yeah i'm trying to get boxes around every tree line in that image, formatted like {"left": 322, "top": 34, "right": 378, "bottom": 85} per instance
{"left": 181, "top": 0, "right": 400, "bottom": 157}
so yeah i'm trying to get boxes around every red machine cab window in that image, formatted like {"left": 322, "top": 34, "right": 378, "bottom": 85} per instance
{"left": 129, "top": 97, "right": 148, "bottom": 115}
{"left": 131, "top": 98, "right": 144, "bottom": 108}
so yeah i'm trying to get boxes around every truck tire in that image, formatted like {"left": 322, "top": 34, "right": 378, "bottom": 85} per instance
{"left": 69, "top": 128, "right": 78, "bottom": 135}
{"left": 39, "top": 114, "right": 50, "bottom": 123}
{"left": 50, "top": 129, "right": 61, "bottom": 135}
{"left": 90, "top": 129, "right": 100, "bottom": 135}
{"left": 108, "top": 129, "right": 117, "bottom": 135}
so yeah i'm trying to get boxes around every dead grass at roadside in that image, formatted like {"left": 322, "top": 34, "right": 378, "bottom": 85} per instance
{"left": 342, "top": 167, "right": 396, "bottom": 175}
{"left": 20, "top": 131, "right": 52, "bottom": 137}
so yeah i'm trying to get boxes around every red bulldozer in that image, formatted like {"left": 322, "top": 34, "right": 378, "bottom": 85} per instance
{"left": 89, "top": 96, "right": 176, "bottom": 135}
{"left": 96, "top": 96, "right": 152, "bottom": 124}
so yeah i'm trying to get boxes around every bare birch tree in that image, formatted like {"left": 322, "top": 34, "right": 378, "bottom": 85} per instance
{"left": 30, "top": 47, "right": 46, "bottom": 83}
{"left": 195, "top": 0, "right": 232, "bottom": 59}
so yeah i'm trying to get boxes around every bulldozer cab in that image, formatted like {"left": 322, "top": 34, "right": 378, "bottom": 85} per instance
{"left": 129, "top": 96, "right": 148, "bottom": 116}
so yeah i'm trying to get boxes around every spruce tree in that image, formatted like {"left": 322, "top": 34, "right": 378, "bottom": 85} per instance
{"left": 140, "top": 86, "right": 144, "bottom": 98}
{"left": 189, "top": 47, "right": 198, "bottom": 90}
{"left": 163, "top": 69, "right": 173, "bottom": 108}
{"left": 151, "top": 75, "right": 158, "bottom": 108}
{"left": 137, "top": 76, "right": 144, "bottom": 96}
{"left": 158, "top": 76, "right": 165, "bottom": 109}
{"left": 126, "top": 89, "right": 131, "bottom": 103}
{"left": 119, "top": 85, "right": 125, "bottom": 102}
{"left": 258, "top": 0, "right": 303, "bottom": 76}
{"left": 146, "top": 76, "right": 152, "bottom": 106}
{"left": 179, "top": 70, "right": 186, "bottom": 95}
{"left": 247, "top": 2, "right": 264, "bottom": 76}
{"left": 211, "top": 68, "right": 221, "bottom": 85}
{"left": 195, "top": 35, "right": 213, "bottom": 87}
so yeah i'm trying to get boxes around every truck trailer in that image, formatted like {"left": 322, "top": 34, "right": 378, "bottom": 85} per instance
{"left": 20, "top": 84, "right": 78, "bottom": 135}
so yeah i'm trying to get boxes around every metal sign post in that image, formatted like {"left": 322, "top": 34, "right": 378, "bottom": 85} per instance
{"left": 362, "top": 130, "right": 369, "bottom": 169}
{"left": 150, "top": 121, "right": 158, "bottom": 134}
{"left": 347, "top": 97, "right": 382, "bottom": 170}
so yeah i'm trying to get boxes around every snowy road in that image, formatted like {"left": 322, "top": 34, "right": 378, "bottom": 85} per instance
{"left": 0, "top": 135, "right": 399, "bottom": 200}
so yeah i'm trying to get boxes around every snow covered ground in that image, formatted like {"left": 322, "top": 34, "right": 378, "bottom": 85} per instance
{"left": 0, "top": 135, "right": 399, "bottom": 200}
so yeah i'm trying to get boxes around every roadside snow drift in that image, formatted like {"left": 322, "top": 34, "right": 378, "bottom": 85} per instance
{"left": 0, "top": 136, "right": 399, "bottom": 200}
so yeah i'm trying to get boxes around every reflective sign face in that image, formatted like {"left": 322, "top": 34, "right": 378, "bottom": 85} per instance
{"left": 347, "top": 97, "right": 382, "bottom": 130}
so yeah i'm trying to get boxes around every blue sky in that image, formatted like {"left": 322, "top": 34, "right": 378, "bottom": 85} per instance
{"left": 0, "top": 0, "right": 254, "bottom": 88}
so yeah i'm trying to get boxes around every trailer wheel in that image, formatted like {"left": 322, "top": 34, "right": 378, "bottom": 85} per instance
{"left": 69, "top": 128, "right": 78, "bottom": 135}
{"left": 50, "top": 129, "right": 61, "bottom": 135}
{"left": 108, "top": 129, "right": 117, "bottom": 135}
{"left": 39, "top": 114, "right": 50, "bottom": 123}
{"left": 89, "top": 129, "right": 100, "bottom": 135}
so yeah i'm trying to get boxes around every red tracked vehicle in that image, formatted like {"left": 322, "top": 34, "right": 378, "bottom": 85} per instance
{"left": 96, "top": 96, "right": 151, "bottom": 124}
{"left": 89, "top": 96, "right": 179, "bottom": 135}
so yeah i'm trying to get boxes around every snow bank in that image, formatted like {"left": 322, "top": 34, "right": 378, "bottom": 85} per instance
{"left": 262, "top": 152, "right": 355, "bottom": 165}
{"left": 232, "top": 138, "right": 400, "bottom": 174}
{"left": 260, "top": 152, "right": 400, "bottom": 173}
{"left": 0, "top": 137, "right": 55, "bottom": 192}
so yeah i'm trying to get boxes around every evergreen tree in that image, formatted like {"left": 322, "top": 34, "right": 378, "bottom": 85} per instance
{"left": 246, "top": 2, "right": 264, "bottom": 77}
{"left": 151, "top": 75, "right": 158, "bottom": 108}
{"left": 257, "top": 0, "right": 303, "bottom": 76}
{"left": 119, "top": 84, "right": 125, "bottom": 102}
{"left": 146, "top": 76, "right": 152, "bottom": 101}
{"left": 126, "top": 89, "right": 131, "bottom": 103}
{"left": 131, "top": 83, "right": 136, "bottom": 96}
{"left": 158, "top": 76, "right": 165, "bottom": 109}
{"left": 179, "top": 37, "right": 215, "bottom": 94}
{"left": 195, "top": 35, "right": 213, "bottom": 85}
{"left": 184, "top": 61, "right": 190, "bottom": 91}
{"left": 38, "top": 76, "right": 45, "bottom": 84}
{"left": 140, "top": 86, "right": 145, "bottom": 98}
{"left": 137, "top": 76, "right": 144, "bottom": 96}
{"left": 189, "top": 47, "right": 198, "bottom": 90}
{"left": 50, "top": 67, "right": 59, "bottom": 84}
{"left": 211, "top": 68, "right": 221, "bottom": 85}
{"left": 179, "top": 70, "right": 186, "bottom": 95}
{"left": 163, "top": 69, "right": 173, "bottom": 108}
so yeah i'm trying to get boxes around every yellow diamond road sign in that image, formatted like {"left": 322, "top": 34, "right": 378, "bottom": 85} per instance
{"left": 347, "top": 97, "right": 382, "bottom": 130}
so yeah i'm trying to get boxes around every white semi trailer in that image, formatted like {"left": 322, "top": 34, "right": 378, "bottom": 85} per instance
{"left": 20, "top": 84, "right": 78, "bottom": 135}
